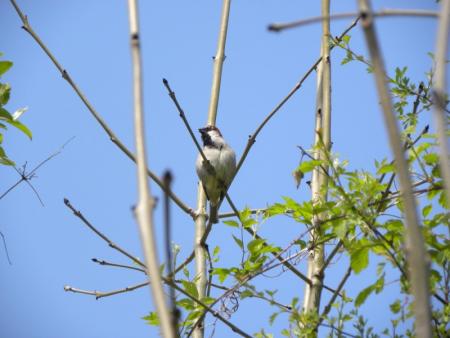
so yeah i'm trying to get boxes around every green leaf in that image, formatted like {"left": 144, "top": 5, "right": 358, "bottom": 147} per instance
{"left": 223, "top": 220, "right": 239, "bottom": 228}
{"left": 142, "top": 312, "right": 159, "bottom": 326}
{"left": 0, "top": 83, "right": 11, "bottom": 105}
{"left": 239, "top": 289, "right": 253, "bottom": 299}
{"left": 242, "top": 217, "right": 257, "bottom": 229}
{"left": 232, "top": 234, "right": 243, "bottom": 249}
{"left": 247, "top": 238, "right": 265, "bottom": 254}
{"left": 181, "top": 280, "right": 199, "bottom": 299}
{"left": 373, "top": 275, "right": 385, "bottom": 293}
{"left": 212, "top": 267, "right": 230, "bottom": 283}
{"left": 7, "top": 119, "right": 32, "bottom": 139}
{"left": 0, "top": 61, "right": 13, "bottom": 77}
{"left": 342, "top": 35, "right": 351, "bottom": 45}
{"left": 183, "top": 266, "right": 190, "bottom": 279}
{"left": 355, "top": 285, "right": 374, "bottom": 307}
{"left": 423, "top": 153, "right": 439, "bottom": 165}
{"left": 265, "top": 203, "right": 287, "bottom": 217}
{"left": 0, "top": 150, "right": 14, "bottom": 166}
{"left": 390, "top": 300, "right": 402, "bottom": 314}
{"left": 298, "top": 159, "right": 322, "bottom": 173}
{"left": 269, "top": 312, "right": 279, "bottom": 325}
{"left": 376, "top": 162, "right": 395, "bottom": 175}
{"left": 334, "top": 221, "right": 347, "bottom": 239}
{"left": 350, "top": 246, "right": 369, "bottom": 274}
{"left": 177, "top": 298, "right": 195, "bottom": 310}
{"left": 0, "top": 108, "right": 13, "bottom": 121}
{"left": 422, "top": 204, "right": 432, "bottom": 218}
{"left": 212, "top": 245, "right": 220, "bottom": 257}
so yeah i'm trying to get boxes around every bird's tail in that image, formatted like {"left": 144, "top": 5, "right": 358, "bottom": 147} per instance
{"left": 209, "top": 204, "right": 219, "bottom": 224}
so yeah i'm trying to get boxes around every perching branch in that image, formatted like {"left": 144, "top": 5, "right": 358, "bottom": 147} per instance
{"left": 358, "top": 1, "right": 432, "bottom": 337}
{"left": 303, "top": 0, "right": 331, "bottom": 315}
{"left": 127, "top": 1, "right": 175, "bottom": 337}
{"left": 192, "top": 1, "right": 232, "bottom": 337}
{"left": 268, "top": 8, "right": 438, "bottom": 32}
{"left": 8, "top": 0, "right": 194, "bottom": 218}
{"left": 432, "top": 0, "right": 450, "bottom": 205}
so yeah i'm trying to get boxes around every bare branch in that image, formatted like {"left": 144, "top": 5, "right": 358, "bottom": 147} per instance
{"left": 127, "top": 1, "right": 174, "bottom": 337}
{"left": 163, "top": 171, "right": 181, "bottom": 333}
{"left": 317, "top": 266, "right": 352, "bottom": 327}
{"left": 432, "top": 0, "right": 450, "bottom": 205}
{"left": 192, "top": 1, "right": 232, "bottom": 337}
{"left": 8, "top": 0, "right": 194, "bottom": 218}
{"left": 162, "top": 79, "right": 205, "bottom": 161}
{"left": 268, "top": 9, "right": 438, "bottom": 32}
{"left": 0, "top": 231, "right": 12, "bottom": 265}
{"left": 358, "top": 1, "right": 432, "bottom": 336}
{"left": 64, "top": 282, "right": 148, "bottom": 300}
{"left": 91, "top": 258, "right": 146, "bottom": 273}
{"left": 303, "top": 0, "right": 331, "bottom": 314}
{"left": 232, "top": 17, "right": 360, "bottom": 185}
{"left": 63, "top": 198, "right": 145, "bottom": 268}
{"left": 0, "top": 137, "right": 74, "bottom": 204}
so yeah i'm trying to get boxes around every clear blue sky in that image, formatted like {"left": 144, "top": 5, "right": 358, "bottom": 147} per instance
{"left": 0, "top": 1, "right": 443, "bottom": 337}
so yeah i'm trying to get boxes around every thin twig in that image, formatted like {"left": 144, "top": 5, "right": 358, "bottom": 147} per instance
{"left": 0, "top": 137, "right": 74, "bottom": 204}
{"left": 91, "top": 258, "right": 146, "bottom": 273}
{"left": 64, "top": 278, "right": 252, "bottom": 337}
{"left": 8, "top": 0, "right": 194, "bottom": 218}
{"left": 164, "top": 277, "right": 252, "bottom": 338}
{"left": 268, "top": 9, "right": 438, "bottom": 32}
{"left": 162, "top": 79, "right": 205, "bottom": 161}
{"left": 64, "top": 282, "right": 148, "bottom": 300}
{"left": 63, "top": 198, "right": 146, "bottom": 268}
{"left": 319, "top": 323, "right": 358, "bottom": 338}
{"left": 317, "top": 266, "right": 352, "bottom": 328}
{"left": 231, "top": 17, "right": 360, "bottom": 188}
{"left": 0, "top": 231, "right": 12, "bottom": 265}
{"left": 64, "top": 199, "right": 251, "bottom": 337}
{"left": 330, "top": 35, "right": 449, "bottom": 114}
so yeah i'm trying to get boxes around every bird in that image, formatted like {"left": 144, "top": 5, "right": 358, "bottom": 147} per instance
{"left": 196, "top": 125, "right": 236, "bottom": 223}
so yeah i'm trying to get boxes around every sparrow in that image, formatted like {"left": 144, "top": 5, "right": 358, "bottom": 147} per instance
{"left": 196, "top": 125, "right": 236, "bottom": 223}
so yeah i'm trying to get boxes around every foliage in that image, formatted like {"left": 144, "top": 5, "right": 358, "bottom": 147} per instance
{"left": 0, "top": 53, "right": 31, "bottom": 166}
{"left": 141, "top": 45, "right": 449, "bottom": 337}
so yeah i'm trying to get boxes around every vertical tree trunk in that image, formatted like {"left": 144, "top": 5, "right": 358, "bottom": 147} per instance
{"left": 303, "top": 0, "right": 331, "bottom": 320}
{"left": 193, "top": 1, "right": 232, "bottom": 337}
{"left": 358, "top": 1, "right": 432, "bottom": 336}
{"left": 127, "top": 1, "right": 175, "bottom": 337}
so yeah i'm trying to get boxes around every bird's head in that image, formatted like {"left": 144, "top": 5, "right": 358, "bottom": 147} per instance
{"left": 199, "top": 125, "right": 225, "bottom": 147}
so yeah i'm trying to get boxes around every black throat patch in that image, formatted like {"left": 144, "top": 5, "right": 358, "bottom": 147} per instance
{"left": 202, "top": 133, "right": 221, "bottom": 149}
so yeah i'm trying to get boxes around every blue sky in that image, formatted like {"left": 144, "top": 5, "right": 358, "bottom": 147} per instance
{"left": 0, "top": 1, "right": 443, "bottom": 337}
